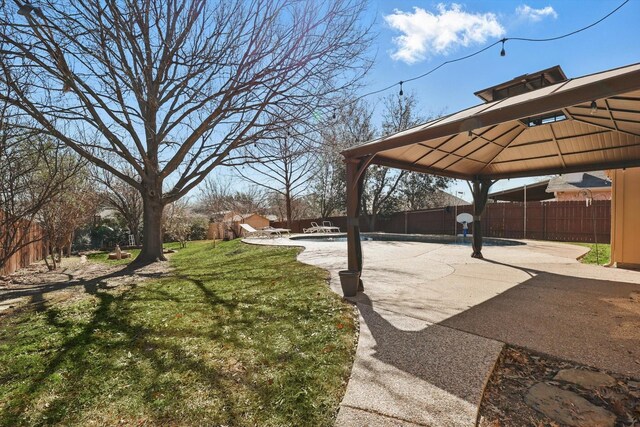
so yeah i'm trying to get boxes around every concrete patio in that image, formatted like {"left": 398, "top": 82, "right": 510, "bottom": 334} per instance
{"left": 245, "top": 236, "right": 640, "bottom": 426}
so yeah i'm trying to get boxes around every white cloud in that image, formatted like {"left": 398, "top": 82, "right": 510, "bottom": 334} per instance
{"left": 384, "top": 3, "right": 505, "bottom": 64}
{"left": 515, "top": 4, "right": 558, "bottom": 22}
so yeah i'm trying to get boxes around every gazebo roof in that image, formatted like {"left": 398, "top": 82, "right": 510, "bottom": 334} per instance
{"left": 342, "top": 63, "right": 640, "bottom": 180}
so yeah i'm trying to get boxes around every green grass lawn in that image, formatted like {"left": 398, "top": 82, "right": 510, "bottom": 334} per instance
{"left": 573, "top": 243, "right": 611, "bottom": 265}
{"left": 0, "top": 240, "right": 356, "bottom": 426}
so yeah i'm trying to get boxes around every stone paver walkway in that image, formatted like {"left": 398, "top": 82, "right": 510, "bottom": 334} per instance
{"left": 246, "top": 236, "right": 640, "bottom": 426}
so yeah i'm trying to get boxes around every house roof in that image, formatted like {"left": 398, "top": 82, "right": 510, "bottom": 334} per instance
{"left": 546, "top": 170, "right": 611, "bottom": 193}
{"left": 231, "top": 213, "right": 261, "bottom": 221}
{"left": 342, "top": 62, "right": 640, "bottom": 181}
{"left": 223, "top": 212, "right": 268, "bottom": 222}
{"left": 439, "top": 190, "right": 470, "bottom": 206}
{"left": 488, "top": 180, "right": 553, "bottom": 202}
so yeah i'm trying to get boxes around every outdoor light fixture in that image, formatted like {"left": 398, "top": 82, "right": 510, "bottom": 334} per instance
{"left": 399, "top": 81, "right": 403, "bottom": 96}
{"left": 590, "top": 100, "right": 598, "bottom": 114}
{"left": 467, "top": 130, "right": 473, "bottom": 141}
{"left": 500, "top": 40, "right": 506, "bottom": 57}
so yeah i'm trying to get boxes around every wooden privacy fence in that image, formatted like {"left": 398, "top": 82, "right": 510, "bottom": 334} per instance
{"left": 0, "top": 220, "right": 45, "bottom": 275}
{"left": 272, "top": 200, "right": 611, "bottom": 244}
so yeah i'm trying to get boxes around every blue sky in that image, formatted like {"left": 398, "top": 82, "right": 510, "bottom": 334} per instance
{"left": 359, "top": 0, "right": 640, "bottom": 201}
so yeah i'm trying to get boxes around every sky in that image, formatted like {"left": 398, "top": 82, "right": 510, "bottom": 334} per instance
{"left": 356, "top": 0, "right": 640, "bottom": 202}
{"left": 209, "top": 0, "right": 640, "bottom": 204}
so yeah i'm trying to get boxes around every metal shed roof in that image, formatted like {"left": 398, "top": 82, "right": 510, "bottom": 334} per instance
{"left": 342, "top": 62, "right": 640, "bottom": 180}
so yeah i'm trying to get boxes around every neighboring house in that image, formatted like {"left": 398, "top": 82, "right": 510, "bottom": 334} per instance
{"left": 437, "top": 190, "right": 470, "bottom": 208}
{"left": 489, "top": 180, "right": 552, "bottom": 202}
{"left": 488, "top": 171, "right": 611, "bottom": 202}
{"left": 545, "top": 171, "right": 611, "bottom": 201}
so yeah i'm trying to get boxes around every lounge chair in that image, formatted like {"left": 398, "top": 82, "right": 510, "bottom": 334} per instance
{"left": 303, "top": 222, "right": 324, "bottom": 233}
{"left": 262, "top": 226, "right": 290, "bottom": 236}
{"left": 322, "top": 221, "right": 340, "bottom": 232}
{"left": 240, "top": 223, "right": 279, "bottom": 238}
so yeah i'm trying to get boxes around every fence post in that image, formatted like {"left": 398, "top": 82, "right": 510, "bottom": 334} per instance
{"left": 404, "top": 211, "right": 408, "bottom": 234}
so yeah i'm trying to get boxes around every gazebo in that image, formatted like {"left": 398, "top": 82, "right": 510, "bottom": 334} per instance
{"left": 341, "top": 62, "right": 640, "bottom": 289}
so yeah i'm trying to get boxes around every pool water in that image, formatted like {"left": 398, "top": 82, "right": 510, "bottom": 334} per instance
{"left": 290, "top": 232, "right": 523, "bottom": 246}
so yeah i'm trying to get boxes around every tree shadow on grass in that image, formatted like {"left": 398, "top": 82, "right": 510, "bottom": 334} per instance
{"left": 0, "top": 246, "right": 339, "bottom": 426}
{"left": 1, "top": 277, "right": 251, "bottom": 425}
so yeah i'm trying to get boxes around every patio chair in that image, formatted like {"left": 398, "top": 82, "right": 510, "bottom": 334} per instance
{"left": 303, "top": 222, "right": 324, "bottom": 233}
{"left": 240, "top": 223, "right": 276, "bottom": 238}
{"left": 322, "top": 220, "right": 341, "bottom": 232}
{"left": 262, "top": 226, "right": 291, "bottom": 236}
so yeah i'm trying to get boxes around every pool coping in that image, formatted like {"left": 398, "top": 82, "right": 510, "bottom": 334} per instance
{"left": 289, "top": 232, "right": 525, "bottom": 246}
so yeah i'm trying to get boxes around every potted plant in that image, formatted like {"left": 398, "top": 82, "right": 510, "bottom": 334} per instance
{"left": 339, "top": 270, "right": 360, "bottom": 297}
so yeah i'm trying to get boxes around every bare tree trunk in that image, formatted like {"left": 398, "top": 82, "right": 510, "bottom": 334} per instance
{"left": 135, "top": 189, "right": 166, "bottom": 264}
{"left": 132, "top": 227, "right": 141, "bottom": 246}
{"left": 66, "top": 232, "right": 73, "bottom": 257}
{"left": 285, "top": 188, "right": 293, "bottom": 229}
{"left": 43, "top": 243, "right": 52, "bottom": 270}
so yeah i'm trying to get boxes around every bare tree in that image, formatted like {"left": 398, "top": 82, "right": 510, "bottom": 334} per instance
{"left": 93, "top": 166, "right": 143, "bottom": 246}
{"left": 0, "top": 0, "right": 372, "bottom": 264}
{"left": 267, "top": 191, "right": 314, "bottom": 223}
{"left": 196, "top": 177, "right": 267, "bottom": 220}
{"left": 237, "top": 129, "right": 316, "bottom": 227}
{"left": 399, "top": 174, "right": 451, "bottom": 210}
{"left": 361, "top": 93, "right": 437, "bottom": 229}
{"left": 39, "top": 167, "right": 100, "bottom": 270}
{"left": 309, "top": 100, "right": 373, "bottom": 218}
{"left": 162, "top": 199, "right": 191, "bottom": 248}
{"left": 0, "top": 96, "right": 82, "bottom": 270}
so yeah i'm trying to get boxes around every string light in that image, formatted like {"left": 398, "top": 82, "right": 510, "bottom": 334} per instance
{"left": 253, "top": 0, "right": 628, "bottom": 124}
{"left": 338, "top": 0, "right": 629, "bottom": 117}
{"left": 590, "top": 100, "right": 598, "bottom": 114}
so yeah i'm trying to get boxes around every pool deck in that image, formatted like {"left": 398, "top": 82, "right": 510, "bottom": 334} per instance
{"left": 245, "top": 235, "right": 640, "bottom": 426}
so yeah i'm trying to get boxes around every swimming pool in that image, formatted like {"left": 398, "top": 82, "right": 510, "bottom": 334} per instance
{"left": 290, "top": 232, "right": 524, "bottom": 246}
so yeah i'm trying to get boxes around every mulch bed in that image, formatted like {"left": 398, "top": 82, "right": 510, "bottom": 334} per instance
{"left": 0, "top": 256, "right": 171, "bottom": 316}
{"left": 478, "top": 346, "right": 640, "bottom": 427}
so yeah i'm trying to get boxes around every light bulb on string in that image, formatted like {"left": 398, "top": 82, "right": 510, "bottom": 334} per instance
{"left": 500, "top": 39, "right": 506, "bottom": 57}
{"left": 399, "top": 81, "right": 404, "bottom": 96}
{"left": 590, "top": 100, "right": 598, "bottom": 114}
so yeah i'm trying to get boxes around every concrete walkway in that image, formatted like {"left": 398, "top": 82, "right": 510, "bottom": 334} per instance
{"left": 246, "top": 236, "right": 640, "bottom": 426}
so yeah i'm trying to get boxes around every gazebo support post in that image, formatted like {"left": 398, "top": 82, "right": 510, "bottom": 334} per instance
{"left": 470, "top": 177, "right": 494, "bottom": 259}
{"left": 345, "top": 158, "right": 367, "bottom": 291}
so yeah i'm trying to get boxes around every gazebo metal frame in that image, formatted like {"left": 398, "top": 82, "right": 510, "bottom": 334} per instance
{"left": 341, "top": 63, "right": 640, "bottom": 289}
